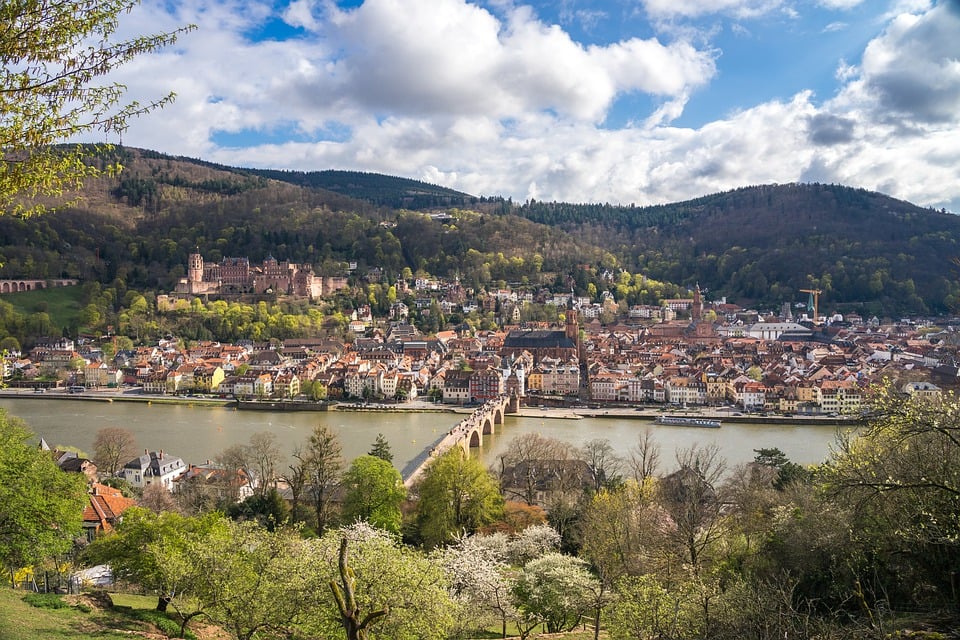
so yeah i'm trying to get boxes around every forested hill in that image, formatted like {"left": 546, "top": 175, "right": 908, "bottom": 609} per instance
{"left": 4, "top": 147, "right": 960, "bottom": 316}
{"left": 103, "top": 148, "right": 479, "bottom": 210}
{"left": 516, "top": 184, "right": 960, "bottom": 315}
{"left": 244, "top": 168, "right": 479, "bottom": 210}
{"left": 0, "top": 147, "right": 607, "bottom": 299}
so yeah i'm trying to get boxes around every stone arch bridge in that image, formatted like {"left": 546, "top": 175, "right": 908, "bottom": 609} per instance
{"left": 402, "top": 394, "right": 520, "bottom": 488}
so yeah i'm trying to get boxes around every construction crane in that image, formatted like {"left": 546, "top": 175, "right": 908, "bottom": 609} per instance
{"left": 799, "top": 288, "right": 822, "bottom": 323}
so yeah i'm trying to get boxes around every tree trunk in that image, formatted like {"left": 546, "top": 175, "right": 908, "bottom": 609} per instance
{"left": 330, "top": 537, "right": 388, "bottom": 640}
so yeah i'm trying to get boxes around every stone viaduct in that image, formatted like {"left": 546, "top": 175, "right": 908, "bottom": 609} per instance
{"left": 402, "top": 394, "right": 520, "bottom": 488}
{"left": 0, "top": 279, "right": 78, "bottom": 294}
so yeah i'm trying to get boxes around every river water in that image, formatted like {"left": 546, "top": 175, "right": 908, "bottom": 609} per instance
{"left": 0, "top": 397, "right": 846, "bottom": 474}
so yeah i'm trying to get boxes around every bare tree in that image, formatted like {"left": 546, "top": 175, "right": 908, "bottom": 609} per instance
{"left": 215, "top": 432, "right": 284, "bottom": 499}
{"left": 140, "top": 483, "right": 179, "bottom": 514}
{"left": 282, "top": 445, "right": 309, "bottom": 524}
{"left": 300, "top": 424, "right": 343, "bottom": 534}
{"left": 214, "top": 444, "right": 250, "bottom": 504}
{"left": 626, "top": 428, "right": 660, "bottom": 483}
{"left": 92, "top": 427, "right": 138, "bottom": 476}
{"left": 723, "top": 461, "right": 779, "bottom": 554}
{"left": 247, "top": 432, "right": 283, "bottom": 496}
{"left": 579, "top": 438, "right": 623, "bottom": 493}
{"left": 498, "top": 433, "right": 575, "bottom": 505}
{"left": 658, "top": 443, "right": 726, "bottom": 572}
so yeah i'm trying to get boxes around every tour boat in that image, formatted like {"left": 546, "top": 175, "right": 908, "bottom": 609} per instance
{"left": 654, "top": 415, "right": 722, "bottom": 428}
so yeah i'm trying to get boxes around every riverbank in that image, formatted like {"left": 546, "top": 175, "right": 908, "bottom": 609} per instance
{"left": 0, "top": 388, "right": 858, "bottom": 426}
{"left": 0, "top": 388, "right": 234, "bottom": 408}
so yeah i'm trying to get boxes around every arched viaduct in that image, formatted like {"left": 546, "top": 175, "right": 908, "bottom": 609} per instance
{"left": 0, "top": 279, "right": 78, "bottom": 294}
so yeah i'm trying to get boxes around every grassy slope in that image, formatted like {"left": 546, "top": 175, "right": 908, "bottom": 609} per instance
{"left": 0, "top": 589, "right": 151, "bottom": 640}
{"left": 2, "top": 286, "right": 84, "bottom": 330}
{"left": 0, "top": 587, "right": 604, "bottom": 639}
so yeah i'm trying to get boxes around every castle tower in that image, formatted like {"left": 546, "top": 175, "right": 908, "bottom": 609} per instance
{"left": 187, "top": 250, "right": 204, "bottom": 285}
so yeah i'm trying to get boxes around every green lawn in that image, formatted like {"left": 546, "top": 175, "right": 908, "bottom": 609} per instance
{"left": 3, "top": 286, "right": 85, "bottom": 331}
{"left": 0, "top": 588, "right": 179, "bottom": 640}
{"left": 0, "top": 587, "right": 605, "bottom": 640}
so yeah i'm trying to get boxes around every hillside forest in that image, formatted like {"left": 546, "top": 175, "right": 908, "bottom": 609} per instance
{"left": 0, "top": 149, "right": 958, "bottom": 351}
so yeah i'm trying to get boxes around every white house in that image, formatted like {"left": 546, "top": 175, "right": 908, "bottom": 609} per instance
{"left": 119, "top": 450, "right": 186, "bottom": 490}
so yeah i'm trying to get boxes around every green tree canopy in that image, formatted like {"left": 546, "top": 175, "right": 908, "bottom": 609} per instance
{"left": 0, "top": 411, "right": 87, "bottom": 575}
{"left": 367, "top": 432, "right": 393, "bottom": 462}
{"left": 82, "top": 507, "right": 230, "bottom": 611}
{"left": 308, "top": 524, "right": 456, "bottom": 640}
{"left": 415, "top": 448, "right": 503, "bottom": 548}
{"left": 1, "top": 0, "right": 192, "bottom": 215}
{"left": 819, "top": 382, "right": 960, "bottom": 609}
{"left": 341, "top": 455, "right": 405, "bottom": 534}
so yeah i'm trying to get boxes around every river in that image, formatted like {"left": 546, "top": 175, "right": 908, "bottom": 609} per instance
{"left": 0, "top": 397, "right": 847, "bottom": 474}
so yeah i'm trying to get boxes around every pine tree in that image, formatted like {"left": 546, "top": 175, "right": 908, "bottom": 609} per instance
{"left": 368, "top": 433, "right": 393, "bottom": 463}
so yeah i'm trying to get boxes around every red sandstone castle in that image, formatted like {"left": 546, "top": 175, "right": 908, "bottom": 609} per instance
{"left": 175, "top": 250, "right": 348, "bottom": 299}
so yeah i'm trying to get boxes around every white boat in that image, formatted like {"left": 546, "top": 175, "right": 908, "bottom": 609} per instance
{"left": 654, "top": 415, "right": 722, "bottom": 428}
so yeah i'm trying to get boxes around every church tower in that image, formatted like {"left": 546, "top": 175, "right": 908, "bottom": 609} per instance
{"left": 565, "top": 295, "right": 579, "bottom": 342}
{"left": 692, "top": 283, "right": 703, "bottom": 321}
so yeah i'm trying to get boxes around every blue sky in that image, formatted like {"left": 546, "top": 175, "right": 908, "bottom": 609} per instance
{"left": 108, "top": 0, "right": 960, "bottom": 210}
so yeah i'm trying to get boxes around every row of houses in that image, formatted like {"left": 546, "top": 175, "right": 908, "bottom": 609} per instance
{"left": 10, "top": 307, "right": 960, "bottom": 413}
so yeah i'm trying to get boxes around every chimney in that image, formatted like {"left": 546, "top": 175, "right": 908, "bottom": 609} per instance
{"left": 144, "top": 448, "right": 148, "bottom": 455}
{"left": 159, "top": 450, "right": 164, "bottom": 460}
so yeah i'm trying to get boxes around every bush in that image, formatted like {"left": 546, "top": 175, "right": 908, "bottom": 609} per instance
{"left": 22, "top": 592, "right": 70, "bottom": 609}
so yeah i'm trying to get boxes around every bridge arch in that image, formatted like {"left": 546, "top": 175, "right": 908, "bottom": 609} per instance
{"left": 480, "top": 416, "right": 494, "bottom": 436}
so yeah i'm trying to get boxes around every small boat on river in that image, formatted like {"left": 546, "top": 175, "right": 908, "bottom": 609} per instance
{"left": 654, "top": 415, "right": 722, "bottom": 428}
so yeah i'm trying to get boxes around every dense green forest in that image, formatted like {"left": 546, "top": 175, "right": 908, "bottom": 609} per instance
{"left": 1, "top": 148, "right": 958, "bottom": 324}
{"left": 245, "top": 168, "right": 481, "bottom": 210}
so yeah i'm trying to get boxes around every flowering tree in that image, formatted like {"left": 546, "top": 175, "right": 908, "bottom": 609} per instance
{"left": 439, "top": 533, "right": 516, "bottom": 637}
{"left": 511, "top": 552, "right": 601, "bottom": 636}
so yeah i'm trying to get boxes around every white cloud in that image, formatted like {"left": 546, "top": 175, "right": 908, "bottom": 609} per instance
{"left": 816, "top": 0, "right": 865, "bottom": 9}
{"left": 832, "top": 2, "right": 960, "bottom": 125}
{"left": 305, "top": 0, "right": 715, "bottom": 123}
{"left": 283, "top": 0, "right": 321, "bottom": 30}
{"left": 640, "top": 0, "right": 785, "bottom": 20}
{"left": 98, "top": 0, "right": 960, "bottom": 213}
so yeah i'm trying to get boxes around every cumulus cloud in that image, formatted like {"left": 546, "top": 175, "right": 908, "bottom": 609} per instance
{"left": 300, "top": 0, "right": 715, "bottom": 123}
{"left": 99, "top": 0, "right": 960, "bottom": 213}
{"left": 853, "top": 4, "right": 960, "bottom": 125}
{"left": 807, "top": 113, "right": 856, "bottom": 145}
